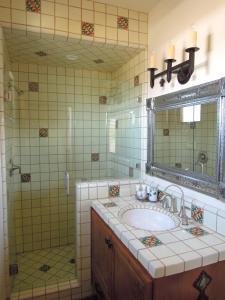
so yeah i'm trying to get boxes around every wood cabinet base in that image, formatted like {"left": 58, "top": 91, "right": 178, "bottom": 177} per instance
{"left": 91, "top": 209, "right": 225, "bottom": 300}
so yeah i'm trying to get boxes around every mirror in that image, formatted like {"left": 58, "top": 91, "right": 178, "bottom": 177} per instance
{"left": 146, "top": 78, "right": 225, "bottom": 198}
{"left": 154, "top": 102, "right": 217, "bottom": 177}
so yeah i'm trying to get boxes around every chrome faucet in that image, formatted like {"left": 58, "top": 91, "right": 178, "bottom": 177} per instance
{"left": 161, "top": 184, "right": 188, "bottom": 225}
{"left": 9, "top": 160, "right": 21, "bottom": 177}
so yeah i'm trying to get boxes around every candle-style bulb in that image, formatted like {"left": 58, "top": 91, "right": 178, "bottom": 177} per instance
{"left": 150, "top": 54, "right": 156, "bottom": 68}
{"left": 191, "top": 31, "right": 197, "bottom": 47}
{"left": 167, "top": 45, "right": 175, "bottom": 59}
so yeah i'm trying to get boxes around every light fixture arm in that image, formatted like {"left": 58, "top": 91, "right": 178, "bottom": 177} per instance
{"left": 148, "top": 47, "right": 199, "bottom": 88}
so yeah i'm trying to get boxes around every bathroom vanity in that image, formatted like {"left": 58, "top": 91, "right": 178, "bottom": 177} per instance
{"left": 91, "top": 198, "right": 225, "bottom": 300}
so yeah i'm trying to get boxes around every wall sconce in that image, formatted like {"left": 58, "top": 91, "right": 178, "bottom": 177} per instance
{"left": 148, "top": 31, "right": 200, "bottom": 88}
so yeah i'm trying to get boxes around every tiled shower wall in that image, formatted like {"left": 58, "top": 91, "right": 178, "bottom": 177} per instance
{"left": 11, "top": 63, "right": 112, "bottom": 253}
{"left": 0, "top": 0, "right": 148, "bottom": 48}
{"left": 108, "top": 50, "right": 148, "bottom": 177}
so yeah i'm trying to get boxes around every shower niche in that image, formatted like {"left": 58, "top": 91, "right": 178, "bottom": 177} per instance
{"left": 146, "top": 78, "right": 225, "bottom": 198}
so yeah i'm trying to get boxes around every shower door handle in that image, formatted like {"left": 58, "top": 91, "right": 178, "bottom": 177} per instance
{"left": 65, "top": 171, "right": 70, "bottom": 196}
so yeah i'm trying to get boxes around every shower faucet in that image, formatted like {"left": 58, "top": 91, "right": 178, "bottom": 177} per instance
{"left": 9, "top": 160, "right": 21, "bottom": 177}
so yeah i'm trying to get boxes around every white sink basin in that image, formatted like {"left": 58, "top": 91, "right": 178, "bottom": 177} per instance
{"left": 119, "top": 205, "right": 179, "bottom": 231}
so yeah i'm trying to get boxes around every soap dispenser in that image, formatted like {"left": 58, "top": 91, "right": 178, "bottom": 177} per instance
{"left": 135, "top": 183, "right": 147, "bottom": 201}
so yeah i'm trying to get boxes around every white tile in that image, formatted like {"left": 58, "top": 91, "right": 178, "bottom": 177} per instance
{"left": 179, "top": 251, "right": 202, "bottom": 271}
{"left": 149, "top": 245, "right": 175, "bottom": 259}
{"left": 203, "top": 210, "right": 217, "bottom": 231}
{"left": 112, "top": 223, "right": 128, "bottom": 239}
{"left": 212, "top": 243, "right": 225, "bottom": 261}
{"left": 172, "top": 230, "right": 193, "bottom": 240}
{"left": 217, "top": 216, "right": 225, "bottom": 236}
{"left": 156, "top": 232, "right": 179, "bottom": 244}
{"left": 167, "top": 241, "right": 192, "bottom": 254}
{"left": 97, "top": 186, "right": 108, "bottom": 199}
{"left": 199, "top": 234, "right": 224, "bottom": 246}
{"left": 184, "top": 238, "right": 207, "bottom": 250}
{"left": 137, "top": 248, "right": 156, "bottom": 270}
{"left": 148, "top": 260, "right": 165, "bottom": 278}
{"left": 196, "top": 247, "right": 218, "bottom": 266}
{"left": 161, "top": 255, "right": 184, "bottom": 276}
{"left": 80, "top": 187, "right": 88, "bottom": 200}
{"left": 120, "top": 231, "right": 135, "bottom": 247}
{"left": 128, "top": 239, "right": 145, "bottom": 258}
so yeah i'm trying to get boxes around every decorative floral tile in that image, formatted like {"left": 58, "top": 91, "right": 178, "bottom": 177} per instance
{"left": 21, "top": 173, "right": 31, "bottom": 183}
{"left": 109, "top": 185, "right": 120, "bottom": 197}
{"left": 82, "top": 22, "right": 94, "bottom": 36}
{"left": 26, "top": 0, "right": 41, "bottom": 13}
{"left": 139, "top": 235, "right": 162, "bottom": 248}
{"left": 134, "top": 75, "right": 139, "bottom": 87}
{"left": 39, "top": 128, "right": 48, "bottom": 138}
{"left": 191, "top": 204, "right": 204, "bottom": 224}
{"left": 185, "top": 227, "right": 209, "bottom": 237}
{"left": 28, "top": 82, "right": 39, "bottom": 92}
{"left": 99, "top": 96, "right": 107, "bottom": 104}
{"left": 91, "top": 153, "right": 99, "bottom": 162}
{"left": 163, "top": 129, "right": 169, "bottom": 136}
{"left": 157, "top": 190, "right": 166, "bottom": 201}
{"left": 117, "top": 16, "right": 129, "bottom": 30}
{"left": 103, "top": 202, "right": 117, "bottom": 208}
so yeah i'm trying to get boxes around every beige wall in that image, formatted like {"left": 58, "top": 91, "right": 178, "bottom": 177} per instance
{"left": 148, "top": 0, "right": 225, "bottom": 97}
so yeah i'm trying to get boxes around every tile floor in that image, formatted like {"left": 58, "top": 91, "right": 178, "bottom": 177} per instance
{"left": 13, "top": 245, "right": 76, "bottom": 292}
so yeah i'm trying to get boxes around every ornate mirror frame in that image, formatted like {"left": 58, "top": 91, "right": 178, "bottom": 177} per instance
{"left": 146, "top": 78, "right": 225, "bottom": 200}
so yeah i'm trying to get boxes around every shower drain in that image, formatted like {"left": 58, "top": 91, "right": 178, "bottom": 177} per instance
{"left": 39, "top": 264, "right": 51, "bottom": 272}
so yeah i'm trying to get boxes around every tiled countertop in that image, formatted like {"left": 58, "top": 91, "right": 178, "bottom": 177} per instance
{"left": 91, "top": 196, "right": 225, "bottom": 279}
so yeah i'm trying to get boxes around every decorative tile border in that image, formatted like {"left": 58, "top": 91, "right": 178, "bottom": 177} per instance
{"left": 91, "top": 153, "right": 99, "bottom": 162}
{"left": 99, "top": 96, "right": 107, "bottom": 104}
{"left": 186, "top": 227, "right": 209, "bottom": 237}
{"left": 134, "top": 75, "right": 139, "bottom": 86}
{"left": 117, "top": 16, "right": 129, "bottom": 30}
{"left": 81, "top": 22, "right": 94, "bottom": 37}
{"left": 103, "top": 202, "right": 117, "bottom": 208}
{"left": 28, "top": 82, "right": 39, "bottom": 92}
{"left": 26, "top": 0, "right": 41, "bottom": 13}
{"left": 109, "top": 185, "right": 120, "bottom": 197}
{"left": 39, "top": 128, "right": 48, "bottom": 138}
{"left": 139, "top": 235, "right": 162, "bottom": 248}
{"left": 191, "top": 204, "right": 204, "bottom": 224}
{"left": 21, "top": 173, "right": 31, "bottom": 183}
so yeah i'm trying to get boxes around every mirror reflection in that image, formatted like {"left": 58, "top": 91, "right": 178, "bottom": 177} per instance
{"left": 154, "top": 102, "right": 217, "bottom": 177}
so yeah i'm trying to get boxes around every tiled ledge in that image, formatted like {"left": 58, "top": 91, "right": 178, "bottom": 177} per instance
{"left": 91, "top": 197, "right": 225, "bottom": 278}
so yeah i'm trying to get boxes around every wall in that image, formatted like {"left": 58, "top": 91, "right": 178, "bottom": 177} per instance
{"left": 0, "top": 0, "right": 148, "bottom": 48}
{"left": 148, "top": 0, "right": 225, "bottom": 97}
{"left": 108, "top": 49, "right": 148, "bottom": 177}
{"left": 10, "top": 62, "right": 112, "bottom": 253}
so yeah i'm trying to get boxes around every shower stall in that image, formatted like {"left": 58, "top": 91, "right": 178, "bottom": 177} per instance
{"left": 0, "top": 27, "right": 146, "bottom": 298}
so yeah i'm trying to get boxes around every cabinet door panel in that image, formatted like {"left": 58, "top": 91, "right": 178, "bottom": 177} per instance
{"left": 91, "top": 210, "right": 113, "bottom": 300}
{"left": 113, "top": 234, "right": 152, "bottom": 300}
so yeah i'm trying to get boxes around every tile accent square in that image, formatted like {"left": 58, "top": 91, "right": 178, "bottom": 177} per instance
{"left": 28, "top": 82, "right": 39, "bottom": 92}
{"left": 139, "top": 235, "right": 163, "bottom": 248}
{"left": 21, "top": 173, "right": 31, "bottom": 183}
{"left": 191, "top": 204, "right": 204, "bottom": 224}
{"left": 39, "top": 264, "right": 51, "bottom": 273}
{"left": 39, "top": 128, "right": 48, "bottom": 138}
{"left": 157, "top": 190, "right": 166, "bottom": 201}
{"left": 186, "top": 227, "right": 209, "bottom": 237}
{"left": 99, "top": 96, "right": 107, "bottom": 104}
{"left": 91, "top": 153, "right": 99, "bottom": 162}
{"left": 26, "top": 0, "right": 41, "bottom": 13}
{"left": 103, "top": 202, "right": 117, "bottom": 208}
{"left": 163, "top": 129, "right": 169, "bottom": 136}
{"left": 82, "top": 22, "right": 94, "bottom": 36}
{"left": 134, "top": 75, "right": 139, "bottom": 86}
{"left": 109, "top": 185, "right": 120, "bottom": 197}
{"left": 117, "top": 16, "right": 129, "bottom": 30}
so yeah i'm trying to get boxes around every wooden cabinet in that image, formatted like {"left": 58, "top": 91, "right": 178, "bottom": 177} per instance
{"left": 91, "top": 208, "right": 225, "bottom": 300}
{"left": 91, "top": 209, "right": 152, "bottom": 300}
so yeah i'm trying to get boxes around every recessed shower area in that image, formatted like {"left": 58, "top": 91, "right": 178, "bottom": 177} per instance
{"left": 1, "top": 26, "right": 147, "bottom": 298}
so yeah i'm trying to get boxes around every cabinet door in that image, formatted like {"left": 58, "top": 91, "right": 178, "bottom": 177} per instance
{"left": 91, "top": 209, "right": 113, "bottom": 300}
{"left": 113, "top": 234, "right": 152, "bottom": 300}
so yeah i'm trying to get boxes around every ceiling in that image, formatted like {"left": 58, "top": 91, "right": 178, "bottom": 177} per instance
{"left": 4, "top": 30, "right": 142, "bottom": 72}
{"left": 98, "top": 0, "right": 158, "bottom": 12}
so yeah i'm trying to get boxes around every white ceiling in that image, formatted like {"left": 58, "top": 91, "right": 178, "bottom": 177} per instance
{"left": 98, "top": 0, "right": 158, "bottom": 12}
{"left": 4, "top": 30, "right": 142, "bottom": 72}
